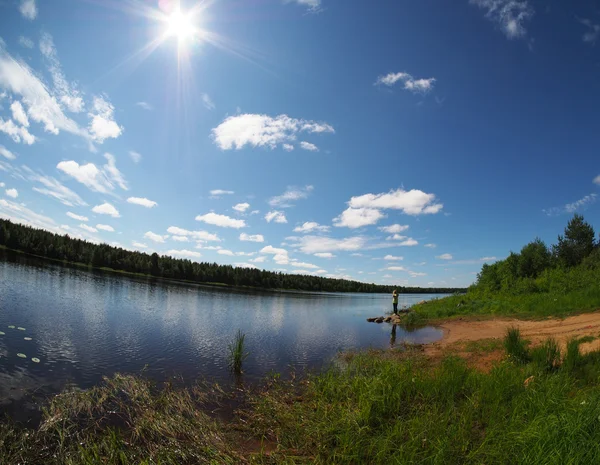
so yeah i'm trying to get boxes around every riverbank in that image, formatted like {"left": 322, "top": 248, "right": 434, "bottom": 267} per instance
{"left": 4, "top": 325, "right": 600, "bottom": 464}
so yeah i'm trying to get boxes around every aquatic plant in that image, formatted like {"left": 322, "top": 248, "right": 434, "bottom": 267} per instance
{"left": 227, "top": 329, "right": 248, "bottom": 374}
{"left": 24, "top": 337, "right": 32, "bottom": 341}
{"left": 16, "top": 353, "right": 26, "bottom": 358}
{"left": 31, "top": 358, "right": 40, "bottom": 363}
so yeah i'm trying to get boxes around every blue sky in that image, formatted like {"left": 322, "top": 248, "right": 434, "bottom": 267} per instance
{"left": 0, "top": 0, "right": 599, "bottom": 288}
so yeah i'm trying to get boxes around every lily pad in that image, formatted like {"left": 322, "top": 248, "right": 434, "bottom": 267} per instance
{"left": 31, "top": 358, "right": 40, "bottom": 363}
{"left": 0, "top": 331, "right": 5, "bottom": 335}
{"left": 16, "top": 353, "right": 26, "bottom": 358}
{"left": 17, "top": 327, "right": 25, "bottom": 331}
{"left": 8, "top": 325, "right": 15, "bottom": 329}
{"left": 24, "top": 337, "right": 32, "bottom": 341}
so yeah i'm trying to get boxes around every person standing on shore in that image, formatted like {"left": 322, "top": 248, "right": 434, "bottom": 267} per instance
{"left": 392, "top": 290, "right": 398, "bottom": 314}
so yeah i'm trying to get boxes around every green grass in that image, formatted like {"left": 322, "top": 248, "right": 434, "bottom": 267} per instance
{"left": 463, "top": 338, "right": 503, "bottom": 353}
{"left": 504, "top": 327, "right": 530, "bottom": 364}
{"left": 227, "top": 329, "right": 248, "bottom": 374}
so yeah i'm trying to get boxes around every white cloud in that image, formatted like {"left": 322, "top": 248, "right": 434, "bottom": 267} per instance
{"left": 67, "top": 211, "right": 88, "bottom": 221}
{"left": 250, "top": 256, "right": 267, "bottom": 263}
{"left": 197, "top": 245, "right": 222, "bottom": 250}
{"left": 314, "top": 252, "right": 334, "bottom": 258}
{"left": 376, "top": 72, "right": 436, "bottom": 94}
{"left": 397, "top": 238, "right": 418, "bottom": 246}
{"left": 209, "top": 189, "right": 234, "bottom": 198}
{"left": 57, "top": 160, "right": 111, "bottom": 193}
{"left": 378, "top": 224, "right": 409, "bottom": 233}
{"left": 129, "top": 151, "right": 142, "bottom": 163}
{"left": 39, "top": 33, "right": 84, "bottom": 113}
{"left": 24, "top": 167, "right": 86, "bottom": 207}
{"left": 167, "top": 249, "right": 203, "bottom": 260}
{"left": 10, "top": 101, "right": 29, "bottom": 127}
{"left": 127, "top": 197, "right": 157, "bottom": 208}
{"left": 144, "top": 231, "right": 168, "bottom": 243}
{"left": 409, "top": 272, "right": 427, "bottom": 277}
{"left": 437, "top": 253, "right": 453, "bottom": 260}
{"left": 260, "top": 245, "right": 291, "bottom": 264}
{"left": 132, "top": 241, "right": 148, "bottom": 249}
{"left": 92, "top": 202, "right": 120, "bottom": 218}
{"left": 347, "top": 188, "right": 443, "bottom": 215}
{"left": 5, "top": 188, "right": 18, "bottom": 198}
{"left": 283, "top": 144, "right": 294, "bottom": 152}
{"left": 218, "top": 249, "right": 235, "bottom": 256}
{"left": 293, "top": 221, "right": 330, "bottom": 233}
{"left": 387, "top": 266, "right": 406, "bottom": 271}
{"left": 265, "top": 210, "right": 288, "bottom": 224}
{"left": 0, "top": 45, "right": 83, "bottom": 138}
{"left": 384, "top": 255, "right": 403, "bottom": 261}
{"left": 543, "top": 193, "right": 598, "bottom": 216}
{"left": 19, "top": 0, "right": 37, "bottom": 20}
{"left": 136, "top": 102, "right": 152, "bottom": 111}
{"left": 88, "top": 96, "right": 123, "bottom": 142}
{"left": 171, "top": 235, "right": 188, "bottom": 242}
{"left": 292, "top": 235, "right": 366, "bottom": 254}
{"left": 0, "top": 118, "right": 35, "bottom": 144}
{"left": 196, "top": 212, "right": 246, "bottom": 228}
{"left": 211, "top": 113, "right": 334, "bottom": 151}
{"left": 167, "top": 226, "right": 221, "bottom": 242}
{"left": 470, "top": 0, "right": 533, "bottom": 39}
{"left": 80, "top": 223, "right": 97, "bottom": 233}
{"left": 201, "top": 93, "right": 215, "bottom": 110}
{"left": 240, "top": 233, "right": 264, "bottom": 242}
{"left": 424, "top": 243, "right": 437, "bottom": 248}
{"left": 57, "top": 154, "right": 127, "bottom": 194}
{"left": 333, "top": 207, "right": 385, "bottom": 229}
{"left": 96, "top": 224, "right": 114, "bottom": 232}
{"left": 580, "top": 18, "right": 600, "bottom": 44}
{"left": 0, "top": 145, "right": 16, "bottom": 160}
{"left": 291, "top": 261, "right": 319, "bottom": 269}
{"left": 300, "top": 141, "right": 318, "bottom": 151}
{"left": 234, "top": 262, "right": 258, "bottom": 269}
{"left": 19, "top": 36, "right": 34, "bottom": 49}
{"left": 269, "top": 185, "right": 314, "bottom": 208}
{"left": 233, "top": 202, "right": 250, "bottom": 212}
{"left": 594, "top": 175, "right": 600, "bottom": 185}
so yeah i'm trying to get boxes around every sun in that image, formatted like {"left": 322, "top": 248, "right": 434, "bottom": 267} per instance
{"left": 165, "top": 9, "right": 196, "bottom": 43}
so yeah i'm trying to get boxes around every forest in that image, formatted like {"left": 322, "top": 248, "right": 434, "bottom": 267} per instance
{"left": 0, "top": 219, "right": 463, "bottom": 294}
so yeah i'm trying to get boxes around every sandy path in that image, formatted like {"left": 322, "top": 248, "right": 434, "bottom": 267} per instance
{"left": 429, "top": 311, "right": 600, "bottom": 354}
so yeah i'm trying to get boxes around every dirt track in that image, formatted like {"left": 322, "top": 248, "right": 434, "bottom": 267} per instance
{"left": 430, "top": 311, "right": 600, "bottom": 355}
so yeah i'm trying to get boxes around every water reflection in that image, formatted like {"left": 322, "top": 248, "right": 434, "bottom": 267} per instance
{"left": 0, "top": 252, "right": 445, "bottom": 409}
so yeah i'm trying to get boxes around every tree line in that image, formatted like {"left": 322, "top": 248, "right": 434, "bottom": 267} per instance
{"left": 475, "top": 213, "right": 600, "bottom": 293}
{"left": 0, "top": 219, "right": 464, "bottom": 294}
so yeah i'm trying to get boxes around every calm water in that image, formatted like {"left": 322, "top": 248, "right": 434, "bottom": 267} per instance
{"left": 0, "top": 253, "right": 445, "bottom": 411}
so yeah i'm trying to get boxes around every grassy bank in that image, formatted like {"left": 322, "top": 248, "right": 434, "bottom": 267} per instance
{"left": 5, "top": 333, "right": 600, "bottom": 464}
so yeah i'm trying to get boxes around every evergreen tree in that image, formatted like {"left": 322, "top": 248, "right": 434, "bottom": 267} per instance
{"left": 553, "top": 214, "right": 596, "bottom": 268}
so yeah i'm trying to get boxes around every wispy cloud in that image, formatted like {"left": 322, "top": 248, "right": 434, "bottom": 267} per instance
{"left": 167, "top": 249, "right": 203, "bottom": 260}
{"left": 67, "top": 211, "right": 88, "bottom": 222}
{"left": 436, "top": 253, "right": 453, "bottom": 260}
{"left": 299, "top": 141, "right": 318, "bottom": 151}
{"left": 18, "top": 36, "right": 34, "bottom": 49}
{"left": 19, "top": 0, "right": 37, "bottom": 20}
{"left": 470, "top": 0, "right": 533, "bottom": 40}
{"left": 375, "top": 72, "right": 436, "bottom": 94}
{"left": 269, "top": 185, "right": 314, "bottom": 208}
{"left": 96, "top": 224, "right": 115, "bottom": 232}
{"left": 579, "top": 18, "right": 600, "bottom": 44}
{"left": 384, "top": 255, "right": 403, "bottom": 261}
{"left": 144, "top": 231, "right": 168, "bottom": 243}
{"left": 39, "top": 32, "right": 84, "bottom": 113}
{"left": 594, "top": 175, "right": 600, "bottom": 185}
{"left": 167, "top": 226, "right": 221, "bottom": 242}
{"left": 285, "top": 0, "right": 322, "bottom": 12}
{"left": 289, "top": 235, "right": 366, "bottom": 254}
{"left": 0, "top": 116, "right": 35, "bottom": 144}
{"left": 21, "top": 166, "right": 87, "bottom": 207}
{"left": 0, "top": 198, "right": 71, "bottom": 236}
{"left": 333, "top": 207, "right": 385, "bottom": 229}
{"left": 209, "top": 189, "right": 234, "bottom": 198}
{"left": 543, "top": 193, "right": 598, "bottom": 216}
{"left": 201, "top": 93, "right": 215, "bottom": 110}
{"left": 424, "top": 243, "right": 437, "bottom": 248}
{"left": 212, "top": 113, "right": 333, "bottom": 151}
{"left": 378, "top": 224, "right": 409, "bottom": 234}
{"left": 0, "top": 145, "right": 16, "bottom": 160}
{"left": 136, "top": 101, "right": 153, "bottom": 111}
{"left": 5, "top": 188, "right": 18, "bottom": 198}
{"left": 129, "top": 151, "right": 142, "bottom": 163}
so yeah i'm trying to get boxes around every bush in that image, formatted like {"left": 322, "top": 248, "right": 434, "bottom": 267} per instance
{"left": 504, "top": 327, "right": 530, "bottom": 364}
{"left": 531, "top": 338, "right": 561, "bottom": 373}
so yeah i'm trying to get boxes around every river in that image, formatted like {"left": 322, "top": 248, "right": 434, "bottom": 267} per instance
{"left": 0, "top": 252, "right": 445, "bottom": 417}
